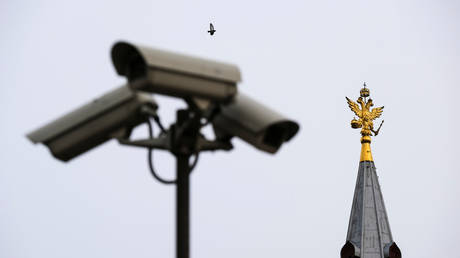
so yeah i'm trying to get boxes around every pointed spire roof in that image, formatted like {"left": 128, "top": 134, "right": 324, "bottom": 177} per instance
{"left": 341, "top": 161, "right": 401, "bottom": 258}
{"left": 342, "top": 85, "right": 401, "bottom": 258}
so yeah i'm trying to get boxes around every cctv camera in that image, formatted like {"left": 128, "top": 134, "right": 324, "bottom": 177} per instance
{"left": 111, "top": 41, "right": 240, "bottom": 102}
{"left": 27, "top": 85, "right": 157, "bottom": 162}
{"left": 212, "top": 93, "right": 299, "bottom": 154}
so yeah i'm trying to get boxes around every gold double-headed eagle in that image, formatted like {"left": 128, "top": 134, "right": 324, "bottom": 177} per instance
{"left": 346, "top": 84, "right": 384, "bottom": 137}
{"left": 346, "top": 84, "right": 384, "bottom": 162}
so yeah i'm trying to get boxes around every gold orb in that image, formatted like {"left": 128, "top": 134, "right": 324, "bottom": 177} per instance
{"left": 351, "top": 118, "right": 362, "bottom": 129}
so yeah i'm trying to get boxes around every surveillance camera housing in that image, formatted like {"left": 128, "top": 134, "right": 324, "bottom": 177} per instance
{"left": 111, "top": 41, "right": 240, "bottom": 102}
{"left": 212, "top": 93, "right": 299, "bottom": 154}
{"left": 27, "top": 85, "right": 157, "bottom": 162}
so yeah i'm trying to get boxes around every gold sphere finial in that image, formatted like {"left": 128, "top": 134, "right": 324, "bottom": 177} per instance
{"left": 360, "top": 82, "right": 370, "bottom": 97}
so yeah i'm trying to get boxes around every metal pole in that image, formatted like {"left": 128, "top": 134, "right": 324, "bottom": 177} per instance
{"left": 176, "top": 154, "right": 190, "bottom": 258}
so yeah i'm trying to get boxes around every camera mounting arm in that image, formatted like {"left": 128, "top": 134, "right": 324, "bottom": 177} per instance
{"left": 117, "top": 107, "right": 232, "bottom": 258}
{"left": 117, "top": 108, "right": 233, "bottom": 154}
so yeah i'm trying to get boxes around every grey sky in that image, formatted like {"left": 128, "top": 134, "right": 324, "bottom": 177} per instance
{"left": 1, "top": 0, "right": 459, "bottom": 257}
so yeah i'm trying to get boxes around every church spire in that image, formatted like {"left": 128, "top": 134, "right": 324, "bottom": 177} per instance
{"left": 341, "top": 85, "right": 401, "bottom": 258}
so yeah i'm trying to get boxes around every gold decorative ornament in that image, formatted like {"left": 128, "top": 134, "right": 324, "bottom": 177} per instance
{"left": 346, "top": 83, "right": 384, "bottom": 161}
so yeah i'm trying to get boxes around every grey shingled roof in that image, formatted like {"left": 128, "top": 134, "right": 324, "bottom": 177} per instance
{"left": 341, "top": 161, "right": 401, "bottom": 258}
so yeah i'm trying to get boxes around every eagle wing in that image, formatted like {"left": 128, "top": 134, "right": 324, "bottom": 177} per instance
{"left": 369, "top": 106, "right": 384, "bottom": 120}
{"left": 210, "top": 23, "right": 214, "bottom": 30}
{"left": 346, "top": 97, "right": 361, "bottom": 117}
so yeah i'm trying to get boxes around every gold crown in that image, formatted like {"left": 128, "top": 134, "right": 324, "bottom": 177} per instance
{"left": 360, "top": 83, "right": 370, "bottom": 97}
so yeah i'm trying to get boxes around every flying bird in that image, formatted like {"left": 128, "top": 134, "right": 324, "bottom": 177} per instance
{"left": 208, "top": 23, "right": 216, "bottom": 35}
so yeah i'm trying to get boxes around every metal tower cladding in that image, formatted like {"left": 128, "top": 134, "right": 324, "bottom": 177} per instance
{"left": 341, "top": 84, "right": 401, "bottom": 258}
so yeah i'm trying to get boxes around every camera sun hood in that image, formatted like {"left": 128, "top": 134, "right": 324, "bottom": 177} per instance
{"left": 213, "top": 93, "right": 299, "bottom": 154}
{"left": 27, "top": 86, "right": 157, "bottom": 161}
{"left": 111, "top": 41, "right": 241, "bottom": 102}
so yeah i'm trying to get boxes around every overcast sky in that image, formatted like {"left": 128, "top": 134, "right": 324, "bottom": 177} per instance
{"left": 1, "top": 0, "right": 459, "bottom": 257}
